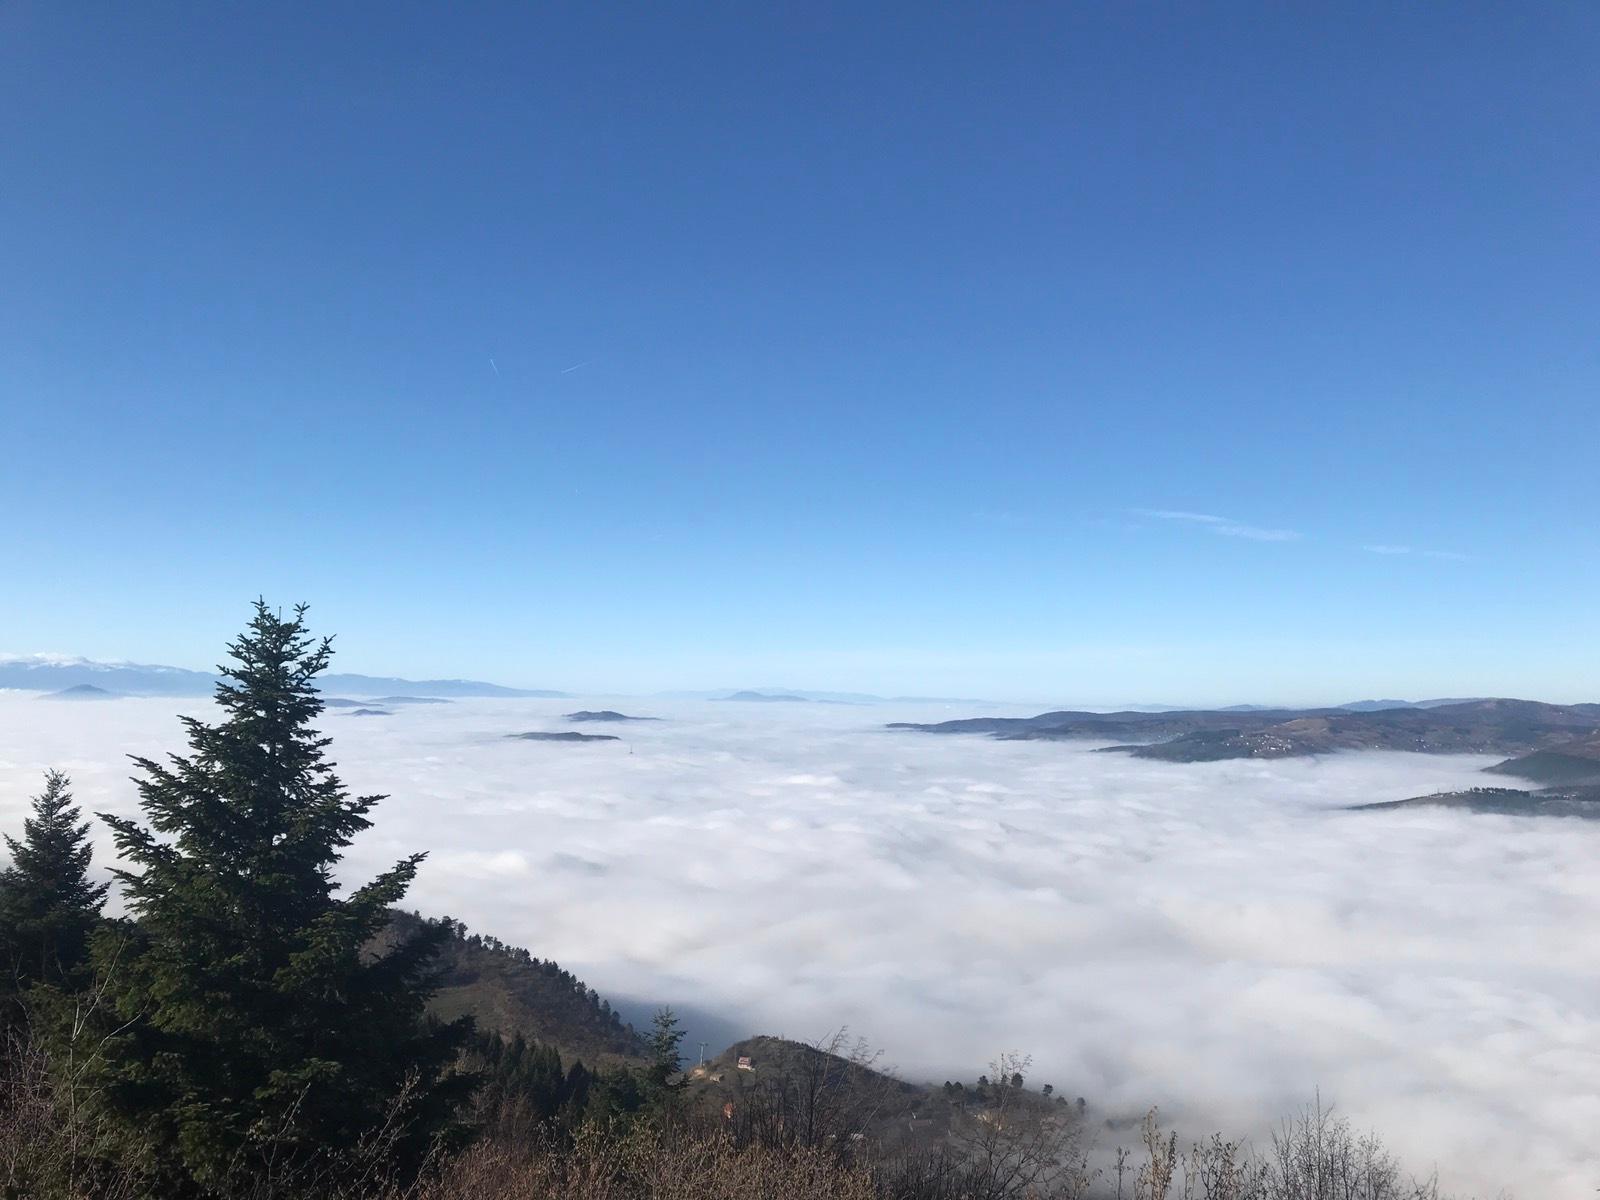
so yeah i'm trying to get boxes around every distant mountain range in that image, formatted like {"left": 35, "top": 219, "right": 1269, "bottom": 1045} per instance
{"left": 0, "top": 656, "right": 1545, "bottom": 715}
{"left": 317, "top": 674, "right": 567, "bottom": 699}
{"left": 892, "top": 699, "right": 1600, "bottom": 763}
{"left": 893, "top": 698, "right": 1600, "bottom": 819}
{"left": 1336, "top": 698, "right": 1486, "bottom": 712}
{"left": 1128, "top": 698, "right": 1489, "bottom": 714}
{"left": 653, "top": 688, "right": 994, "bottom": 704}
{"left": 0, "top": 655, "right": 565, "bottom": 699}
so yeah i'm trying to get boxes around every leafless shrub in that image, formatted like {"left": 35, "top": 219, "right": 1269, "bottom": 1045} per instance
{"left": 1256, "top": 1097, "right": 1441, "bottom": 1200}
{"left": 718, "top": 1030, "right": 898, "bottom": 1158}
{"left": 1185, "top": 1132, "right": 1253, "bottom": 1200}
{"left": 386, "top": 1123, "right": 880, "bottom": 1200}
{"left": 0, "top": 1028, "right": 143, "bottom": 1200}
{"left": 1110, "top": 1100, "right": 1450, "bottom": 1200}
{"left": 1134, "top": 1109, "right": 1178, "bottom": 1200}
{"left": 211, "top": 1070, "right": 455, "bottom": 1200}
{"left": 881, "top": 1052, "right": 1093, "bottom": 1200}
{"left": 0, "top": 942, "right": 155, "bottom": 1200}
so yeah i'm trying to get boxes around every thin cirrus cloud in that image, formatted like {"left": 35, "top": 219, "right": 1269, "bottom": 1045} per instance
{"left": 1362, "top": 545, "right": 1471, "bottom": 561}
{"left": 1135, "top": 510, "right": 1302, "bottom": 542}
{"left": 1135, "top": 515, "right": 1471, "bottom": 561}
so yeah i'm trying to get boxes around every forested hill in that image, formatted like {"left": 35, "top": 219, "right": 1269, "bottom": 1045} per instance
{"left": 891, "top": 698, "right": 1600, "bottom": 762}
{"left": 382, "top": 910, "right": 651, "bottom": 1067}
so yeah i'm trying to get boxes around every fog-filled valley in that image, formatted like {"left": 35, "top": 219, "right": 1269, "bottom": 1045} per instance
{"left": 4, "top": 692, "right": 1593, "bottom": 1198}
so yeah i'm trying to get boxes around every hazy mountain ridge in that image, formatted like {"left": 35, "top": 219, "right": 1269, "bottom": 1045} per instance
{"left": 507, "top": 731, "right": 621, "bottom": 743}
{"left": 0, "top": 655, "right": 561, "bottom": 699}
{"left": 39, "top": 683, "right": 120, "bottom": 700}
{"left": 0, "top": 656, "right": 216, "bottom": 696}
{"left": 891, "top": 699, "right": 1600, "bottom": 762}
{"left": 653, "top": 688, "right": 994, "bottom": 704}
{"left": 1485, "top": 732, "right": 1600, "bottom": 785}
{"left": 1355, "top": 785, "right": 1600, "bottom": 819}
{"left": 1365, "top": 732, "right": 1600, "bottom": 818}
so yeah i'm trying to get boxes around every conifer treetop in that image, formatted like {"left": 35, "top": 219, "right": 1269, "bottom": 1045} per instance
{"left": 2, "top": 770, "right": 108, "bottom": 915}
{"left": 1, "top": 769, "right": 109, "bottom": 988}
{"left": 100, "top": 598, "right": 418, "bottom": 935}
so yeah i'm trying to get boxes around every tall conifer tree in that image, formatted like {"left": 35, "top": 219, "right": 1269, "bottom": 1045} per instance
{"left": 0, "top": 770, "right": 108, "bottom": 1011}
{"left": 91, "top": 602, "right": 469, "bottom": 1195}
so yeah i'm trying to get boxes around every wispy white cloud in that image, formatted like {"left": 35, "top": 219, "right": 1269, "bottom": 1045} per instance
{"left": 1136, "top": 510, "right": 1302, "bottom": 542}
{"left": 1362, "top": 545, "right": 1471, "bottom": 562}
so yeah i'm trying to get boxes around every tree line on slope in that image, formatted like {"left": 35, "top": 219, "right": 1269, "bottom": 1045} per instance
{"left": 385, "top": 909, "right": 647, "bottom": 1067}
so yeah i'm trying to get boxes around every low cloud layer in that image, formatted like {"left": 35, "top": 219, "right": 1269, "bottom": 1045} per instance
{"left": 2, "top": 696, "right": 1595, "bottom": 1198}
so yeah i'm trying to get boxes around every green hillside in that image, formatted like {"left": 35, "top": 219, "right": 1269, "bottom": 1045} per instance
{"left": 383, "top": 910, "right": 651, "bottom": 1068}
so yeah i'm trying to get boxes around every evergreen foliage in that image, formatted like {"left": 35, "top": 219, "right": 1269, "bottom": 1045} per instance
{"left": 645, "top": 1009, "right": 685, "bottom": 1093}
{"left": 400, "top": 911, "right": 646, "bottom": 1065}
{"left": 470, "top": 1008, "right": 687, "bottom": 1136}
{"left": 471, "top": 1028, "right": 652, "bottom": 1130}
{"left": 0, "top": 770, "right": 109, "bottom": 1012}
{"left": 474, "top": 1030, "right": 578, "bottom": 1123}
{"left": 87, "top": 601, "right": 472, "bottom": 1196}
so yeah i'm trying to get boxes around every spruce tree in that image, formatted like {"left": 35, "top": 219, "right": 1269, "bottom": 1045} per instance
{"left": 646, "top": 1007, "right": 685, "bottom": 1089}
{"left": 0, "top": 770, "right": 109, "bottom": 1008}
{"left": 641, "top": 1006, "right": 687, "bottom": 1120}
{"left": 90, "top": 602, "right": 470, "bottom": 1195}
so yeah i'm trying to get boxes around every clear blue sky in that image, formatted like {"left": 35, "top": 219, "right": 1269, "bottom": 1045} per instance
{"left": 2, "top": 4, "right": 1596, "bottom": 704}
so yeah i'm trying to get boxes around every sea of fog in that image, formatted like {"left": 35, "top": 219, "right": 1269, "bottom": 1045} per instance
{"left": 2, "top": 694, "right": 1596, "bottom": 1197}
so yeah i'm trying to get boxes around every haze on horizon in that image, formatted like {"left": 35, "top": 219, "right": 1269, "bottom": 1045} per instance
{"left": 0, "top": 647, "right": 1588, "bottom": 715}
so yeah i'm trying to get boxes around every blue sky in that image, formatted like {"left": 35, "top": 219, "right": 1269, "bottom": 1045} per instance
{"left": 2, "top": 4, "right": 1596, "bottom": 703}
